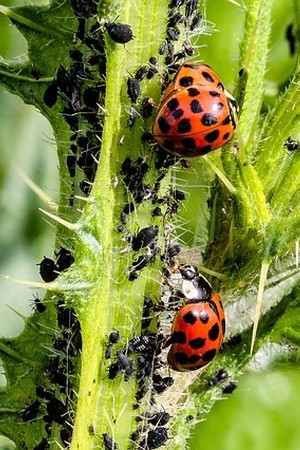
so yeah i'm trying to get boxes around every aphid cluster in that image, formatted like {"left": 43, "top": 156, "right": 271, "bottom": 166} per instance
{"left": 160, "top": 0, "right": 202, "bottom": 74}
{"left": 44, "top": 5, "right": 133, "bottom": 201}
{"left": 206, "top": 367, "right": 238, "bottom": 395}
{"left": 32, "top": 301, "right": 81, "bottom": 445}
{"left": 38, "top": 247, "right": 74, "bottom": 283}
{"left": 21, "top": 244, "right": 81, "bottom": 447}
{"left": 119, "top": 154, "right": 189, "bottom": 281}
{"left": 105, "top": 321, "right": 173, "bottom": 449}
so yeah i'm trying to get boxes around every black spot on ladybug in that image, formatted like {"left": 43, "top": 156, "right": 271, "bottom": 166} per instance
{"left": 181, "top": 137, "right": 196, "bottom": 149}
{"left": 190, "top": 99, "right": 203, "bottom": 114}
{"left": 216, "top": 102, "right": 224, "bottom": 110}
{"left": 189, "top": 354, "right": 201, "bottom": 364}
{"left": 172, "top": 108, "right": 184, "bottom": 120}
{"left": 208, "top": 323, "right": 220, "bottom": 341}
{"left": 183, "top": 311, "right": 197, "bottom": 325}
{"left": 174, "top": 352, "right": 189, "bottom": 365}
{"left": 189, "top": 337, "right": 206, "bottom": 349}
{"left": 199, "top": 310, "right": 209, "bottom": 323}
{"left": 187, "top": 87, "right": 200, "bottom": 97}
{"left": 167, "top": 98, "right": 179, "bottom": 111}
{"left": 202, "top": 71, "right": 214, "bottom": 83}
{"left": 163, "top": 139, "right": 175, "bottom": 151}
{"left": 183, "top": 63, "right": 200, "bottom": 70}
{"left": 158, "top": 117, "right": 171, "bottom": 133}
{"left": 104, "top": 22, "right": 133, "bottom": 44}
{"left": 178, "top": 118, "right": 191, "bottom": 133}
{"left": 209, "top": 90, "right": 221, "bottom": 97}
{"left": 202, "top": 349, "right": 217, "bottom": 362}
{"left": 179, "top": 76, "right": 194, "bottom": 87}
{"left": 223, "top": 132, "right": 230, "bottom": 141}
{"left": 202, "top": 113, "right": 217, "bottom": 126}
{"left": 199, "top": 145, "right": 212, "bottom": 154}
{"left": 172, "top": 330, "right": 187, "bottom": 344}
{"left": 222, "top": 116, "right": 231, "bottom": 126}
{"left": 205, "top": 130, "right": 220, "bottom": 143}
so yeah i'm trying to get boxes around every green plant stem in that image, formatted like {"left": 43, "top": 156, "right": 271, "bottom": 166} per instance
{"left": 70, "top": 2, "right": 169, "bottom": 448}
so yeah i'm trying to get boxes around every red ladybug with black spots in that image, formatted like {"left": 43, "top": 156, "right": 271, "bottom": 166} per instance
{"left": 152, "top": 62, "right": 238, "bottom": 157}
{"left": 166, "top": 273, "right": 225, "bottom": 371}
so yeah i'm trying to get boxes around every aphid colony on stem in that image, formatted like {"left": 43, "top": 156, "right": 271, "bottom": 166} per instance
{"left": 34, "top": 0, "right": 239, "bottom": 447}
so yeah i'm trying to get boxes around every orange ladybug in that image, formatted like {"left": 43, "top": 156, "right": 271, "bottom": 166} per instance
{"left": 152, "top": 62, "right": 238, "bottom": 157}
{"left": 167, "top": 292, "right": 225, "bottom": 371}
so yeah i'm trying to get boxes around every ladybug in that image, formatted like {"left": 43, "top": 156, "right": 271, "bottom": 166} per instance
{"left": 152, "top": 62, "right": 238, "bottom": 157}
{"left": 166, "top": 290, "right": 225, "bottom": 372}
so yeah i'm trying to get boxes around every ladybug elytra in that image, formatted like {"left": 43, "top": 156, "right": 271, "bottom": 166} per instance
{"left": 152, "top": 62, "right": 238, "bottom": 157}
{"left": 166, "top": 268, "right": 225, "bottom": 372}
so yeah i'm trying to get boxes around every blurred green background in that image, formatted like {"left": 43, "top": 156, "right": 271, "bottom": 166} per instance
{"left": 0, "top": 1, "right": 299, "bottom": 449}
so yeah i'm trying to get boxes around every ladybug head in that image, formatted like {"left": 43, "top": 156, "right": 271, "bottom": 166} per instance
{"left": 225, "top": 89, "right": 238, "bottom": 129}
{"left": 180, "top": 265, "right": 212, "bottom": 301}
